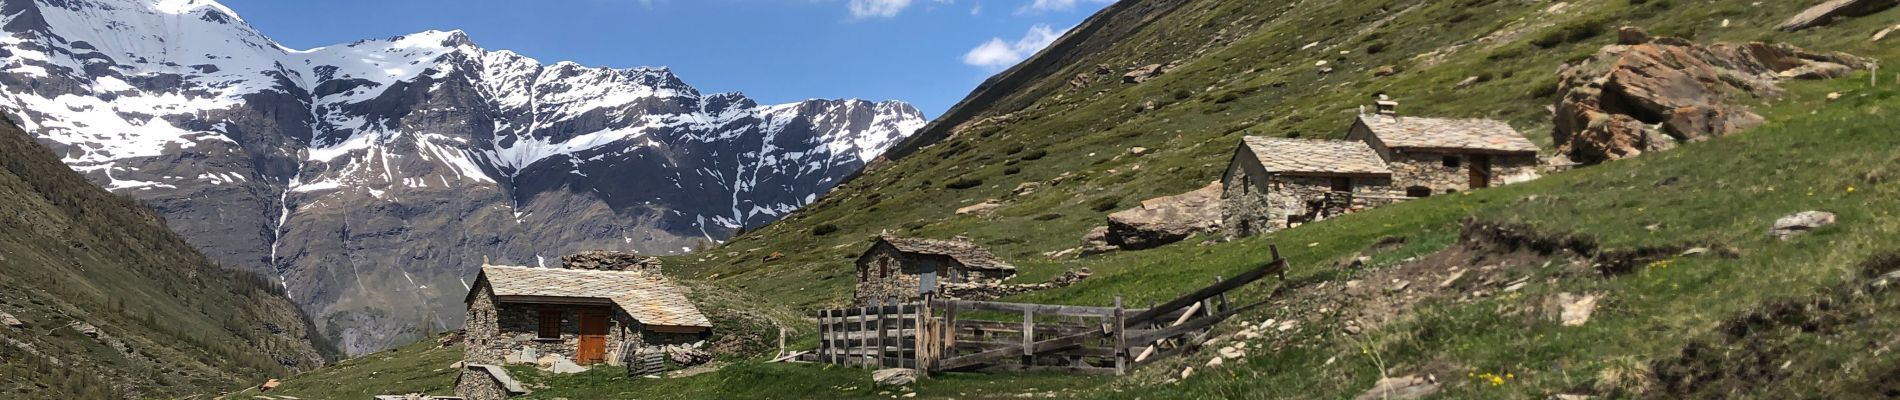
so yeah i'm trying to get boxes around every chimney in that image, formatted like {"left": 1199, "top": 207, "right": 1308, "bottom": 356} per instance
{"left": 1374, "top": 94, "right": 1398, "bottom": 115}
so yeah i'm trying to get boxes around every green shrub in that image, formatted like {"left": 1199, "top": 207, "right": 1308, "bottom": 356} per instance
{"left": 1530, "top": 15, "right": 1610, "bottom": 48}
{"left": 1089, "top": 196, "right": 1121, "bottom": 212}
{"left": 944, "top": 177, "right": 984, "bottom": 189}
{"left": 810, "top": 224, "right": 839, "bottom": 236}
{"left": 1020, "top": 149, "right": 1048, "bottom": 161}
{"left": 1004, "top": 166, "right": 1022, "bottom": 175}
{"left": 1034, "top": 213, "right": 1064, "bottom": 221}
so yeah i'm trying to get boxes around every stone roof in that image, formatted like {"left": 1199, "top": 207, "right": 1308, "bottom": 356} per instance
{"left": 1356, "top": 114, "right": 1538, "bottom": 153}
{"left": 876, "top": 236, "right": 1016, "bottom": 272}
{"left": 477, "top": 264, "right": 712, "bottom": 328}
{"left": 1239, "top": 136, "right": 1392, "bottom": 176}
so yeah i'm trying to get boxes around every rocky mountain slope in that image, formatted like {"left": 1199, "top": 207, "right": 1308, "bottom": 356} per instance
{"left": 0, "top": 0, "right": 924, "bottom": 354}
{"left": 0, "top": 117, "right": 330, "bottom": 398}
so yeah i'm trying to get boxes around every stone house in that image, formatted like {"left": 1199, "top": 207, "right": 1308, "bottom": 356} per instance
{"left": 1346, "top": 107, "right": 1540, "bottom": 197}
{"left": 1221, "top": 136, "right": 1398, "bottom": 236}
{"left": 460, "top": 262, "right": 712, "bottom": 370}
{"left": 855, "top": 236, "right": 1017, "bottom": 304}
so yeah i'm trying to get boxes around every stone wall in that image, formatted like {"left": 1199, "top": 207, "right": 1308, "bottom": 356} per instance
{"left": 464, "top": 289, "right": 504, "bottom": 364}
{"left": 453, "top": 368, "right": 508, "bottom": 400}
{"left": 1386, "top": 151, "right": 1539, "bottom": 195}
{"left": 484, "top": 302, "right": 634, "bottom": 366}
{"left": 1223, "top": 165, "right": 1398, "bottom": 236}
{"left": 854, "top": 246, "right": 1011, "bottom": 304}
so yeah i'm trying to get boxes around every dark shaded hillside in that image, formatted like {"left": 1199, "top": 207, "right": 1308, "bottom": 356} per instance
{"left": 0, "top": 117, "right": 334, "bottom": 398}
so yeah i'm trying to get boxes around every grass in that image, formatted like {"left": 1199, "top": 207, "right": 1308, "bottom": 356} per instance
{"left": 246, "top": 0, "right": 1900, "bottom": 398}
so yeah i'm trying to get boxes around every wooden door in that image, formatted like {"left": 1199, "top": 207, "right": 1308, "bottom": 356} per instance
{"left": 576, "top": 310, "right": 610, "bottom": 364}
{"left": 1468, "top": 154, "right": 1492, "bottom": 188}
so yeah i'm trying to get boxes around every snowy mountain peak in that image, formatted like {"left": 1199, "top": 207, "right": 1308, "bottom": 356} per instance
{"left": 0, "top": 0, "right": 927, "bottom": 354}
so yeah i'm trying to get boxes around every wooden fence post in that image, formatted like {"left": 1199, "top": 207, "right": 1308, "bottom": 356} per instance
{"left": 1021, "top": 308, "right": 1035, "bottom": 368}
{"left": 1113, "top": 296, "right": 1126, "bottom": 376}
{"left": 817, "top": 310, "right": 829, "bottom": 365}
{"left": 875, "top": 298, "right": 887, "bottom": 369}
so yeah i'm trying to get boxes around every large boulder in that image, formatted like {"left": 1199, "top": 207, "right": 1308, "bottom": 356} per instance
{"left": 1553, "top": 32, "right": 1871, "bottom": 164}
{"left": 1104, "top": 181, "right": 1224, "bottom": 250}
{"left": 1778, "top": 0, "right": 1899, "bottom": 32}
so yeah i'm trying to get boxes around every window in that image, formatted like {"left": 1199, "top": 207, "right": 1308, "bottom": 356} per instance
{"left": 537, "top": 307, "right": 562, "bottom": 339}
{"left": 1442, "top": 155, "right": 1462, "bottom": 168}
{"left": 879, "top": 258, "right": 892, "bottom": 278}
{"left": 1330, "top": 177, "right": 1352, "bottom": 192}
{"left": 1406, "top": 186, "right": 1433, "bottom": 198}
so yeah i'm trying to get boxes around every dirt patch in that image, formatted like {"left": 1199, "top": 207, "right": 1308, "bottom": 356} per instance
{"left": 1645, "top": 252, "right": 1900, "bottom": 398}
{"left": 1460, "top": 219, "right": 1730, "bottom": 275}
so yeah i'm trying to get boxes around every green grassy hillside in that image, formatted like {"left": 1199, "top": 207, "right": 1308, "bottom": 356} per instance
{"left": 244, "top": 0, "right": 1900, "bottom": 398}
{"left": 0, "top": 119, "right": 337, "bottom": 399}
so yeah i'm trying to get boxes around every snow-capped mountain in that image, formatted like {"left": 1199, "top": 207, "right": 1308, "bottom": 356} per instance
{"left": 0, "top": 0, "right": 924, "bottom": 354}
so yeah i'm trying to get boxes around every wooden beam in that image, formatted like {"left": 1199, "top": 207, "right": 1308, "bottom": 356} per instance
{"left": 931, "top": 300, "right": 1122, "bottom": 318}
{"left": 1133, "top": 301, "right": 1201, "bottom": 363}
{"left": 1124, "top": 258, "right": 1286, "bottom": 326}
{"left": 1126, "top": 298, "right": 1273, "bottom": 344}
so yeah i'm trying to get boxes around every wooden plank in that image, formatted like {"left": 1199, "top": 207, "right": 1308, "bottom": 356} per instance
{"left": 1134, "top": 301, "right": 1202, "bottom": 363}
{"left": 930, "top": 300, "right": 1123, "bottom": 318}
{"left": 877, "top": 299, "right": 890, "bottom": 368}
{"left": 1124, "top": 258, "right": 1286, "bottom": 326}
{"left": 1127, "top": 298, "right": 1273, "bottom": 344}
{"left": 1113, "top": 296, "right": 1127, "bottom": 376}
{"left": 938, "top": 330, "right": 1102, "bottom": 371}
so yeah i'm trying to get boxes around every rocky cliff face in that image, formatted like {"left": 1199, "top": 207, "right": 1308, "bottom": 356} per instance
{"left": 0, "top": 0, "right": 923, "bottom": 354}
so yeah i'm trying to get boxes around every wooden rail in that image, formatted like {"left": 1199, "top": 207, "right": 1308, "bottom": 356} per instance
{"left": 809, "top": 245, "right": 1288, "bottom": 376}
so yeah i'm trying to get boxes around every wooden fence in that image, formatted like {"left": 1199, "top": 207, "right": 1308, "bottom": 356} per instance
{"left": 809, "top": 246, "right": 1289, "bottom": 376}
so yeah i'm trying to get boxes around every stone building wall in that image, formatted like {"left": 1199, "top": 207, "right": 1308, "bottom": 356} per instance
{"left": 855, "top": 246, "right": 1012, "bottom": 304}
{"left": 464, "top": 289, "right": 504, "bottom": 364}
{"left": 486, "top": 302, "right": 634, "bottom": 366}
{"left": 1386, "top": 152, "right": 1540, "bottom": 195}
{"left": 1223, "top": 164, "right": 1399, "bottom": 236}
{"left": 453, "top": 368, "right": 508, "bottom": 400}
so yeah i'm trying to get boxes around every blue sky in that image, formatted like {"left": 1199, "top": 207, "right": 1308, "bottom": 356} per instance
{"left": 217, "top": 0, "right": 1117, "bottom": 118}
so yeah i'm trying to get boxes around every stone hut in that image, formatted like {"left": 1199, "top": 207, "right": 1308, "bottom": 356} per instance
{"left": 1346, "top": 107, "right": 1540, "bottom": 197}
{"left": 460, "top": 262, "right": 711, "bottom": 371}
{"left": 855, "top": 236, "right": 1017, "bottom": 304}
{"left": 1221, "top": 136, "right": 1397, "bottom": 236}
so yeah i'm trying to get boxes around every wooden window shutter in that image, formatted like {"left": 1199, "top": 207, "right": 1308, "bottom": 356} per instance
{"left": 538, "top": 307, "right": 562, "bottom": 339}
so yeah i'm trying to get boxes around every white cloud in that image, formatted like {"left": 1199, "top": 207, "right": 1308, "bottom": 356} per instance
{"left": 962, "top": 24, "right": 1065, "bottom": 69}
{"left": 849, "top": 0, "right": 913, "bottom": 18}
{"left": 1019, "top": 0, "right": 1114, "bottom": 14}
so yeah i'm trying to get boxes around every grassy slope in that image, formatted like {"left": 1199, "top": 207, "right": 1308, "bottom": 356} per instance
{"left": 250, "top": 0, "right": 1900, "bottom": 398}
{"left": 0, "top": 120, "right": 337, "bottom": 399}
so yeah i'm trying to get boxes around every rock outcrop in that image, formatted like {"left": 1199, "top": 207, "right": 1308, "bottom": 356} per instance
{"left": 1777, "top": 0, "right": 1899, "bottom": 32}
{"left": 1104, "top": 181, "right": 1224, "bottom": 250}
{"left": 1552, "top": 29, "right": 1872, "bottom": 164}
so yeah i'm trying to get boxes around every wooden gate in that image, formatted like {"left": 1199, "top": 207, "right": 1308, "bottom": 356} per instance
{"left": 811, "top": 246, "right": 1289, "bottom": 376}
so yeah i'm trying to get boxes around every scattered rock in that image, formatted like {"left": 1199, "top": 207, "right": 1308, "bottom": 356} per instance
{"left": 1616, "top": 26, "right": 1651, "bottom": 45}
{"left": 1437, "top": 270, "right": 1468, "bottom": 289}
{"left": 1123, "top": 64, "right": 1166, "bottom": 84}
{"left": 1104, "top": 181, "right": 1224, "bottom": 250}
{"left": 74, "top": 322, "right": 99, "bottom": 338}
{"left": 873, "top": 368, "right": 916, "bottom": 387}
{"left": 536, "top": 354, "right": 589, "bottom": 374}
{"left": 940, "top": 269, "right": 1090, "bottom": 300}
{"left": 1875, "top": 25, "right": 1899, "bottom": 42}
{"left": 1551, "top": 293, "right": 1602, "bottom": 327}
{"left": 437, "top": 330, "right": 465, "bottom": 348}
{"left": 505, "top": 346, "right": 539, "bottom": 364}
{"left": 1771, "top": 210, "right": 1837, "bottom": 239}
{"left": 1128, "top": 146, "right": 1151, "bottom": 156}
{"left": 955, "top": 199, "right": 1003, "bottom": 215}
{"left": 1206, "top": 356, "right": 1225, "bottom": 368}
{"left": 1778, "top": 0, "right": 1899, "bottom": 32}
{"left": 763, "top": 251, "right": 785, "bottom": 262}
{"left": 1553, "top": 35, "right": 1871, "bottom": 164}
{"left": 1680, "top": 247, "right": 1711, "bottom": 257}
{"left": 1548, "top": 394, "right": 1598, "bottom": 400}
{"left": 1374, "top": 65, "right": 1398, "bottom": 77}
{"left": 1827, "top": 92, "right": 1844, "bottom": 101}
{"left": 0, "top": 312, "right": 21, "bottom": 328}
{"left": 1353, "top": 375, "right": 1440, "bottom": 400}
{"left": 260, "top": 378, "right": 281, "bottom": 392}
{"left": 1454, "top": 76, "right": 1480, "bottom": 89}
{"left": 669, "top": 347, "right": 712, "bottom": 366}
{"left": 1180, "top": 366, "right": 1195, "bottom": 379}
